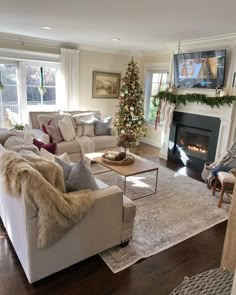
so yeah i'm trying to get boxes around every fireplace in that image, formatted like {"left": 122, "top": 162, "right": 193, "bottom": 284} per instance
{"left": 168, "top": 112, "right": 220, "bottom": 171}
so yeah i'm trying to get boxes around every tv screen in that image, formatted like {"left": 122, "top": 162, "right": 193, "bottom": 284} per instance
{"left": 174, "top": 49, "right": 226, "bottom": 89}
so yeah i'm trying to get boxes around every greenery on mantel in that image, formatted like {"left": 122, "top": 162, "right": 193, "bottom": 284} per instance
{"left": 153, "top": 91, "right": 236, "bottom": 108}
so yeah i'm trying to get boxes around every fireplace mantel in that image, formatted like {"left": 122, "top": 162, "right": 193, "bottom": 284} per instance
{"left": 159, "top": 102, "right": 236, "bottom": 161}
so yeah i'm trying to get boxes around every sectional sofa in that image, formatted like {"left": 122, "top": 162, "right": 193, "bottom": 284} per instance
{"left": 29, "top": 110, "right": 118, "bottom": 162}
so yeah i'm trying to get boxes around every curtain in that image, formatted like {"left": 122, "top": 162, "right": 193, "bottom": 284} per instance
{"left": 60, "top": 48, "right": 80, "bottom": 111}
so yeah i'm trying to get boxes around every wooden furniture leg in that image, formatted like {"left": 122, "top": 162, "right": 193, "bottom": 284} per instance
{"left": 212, "top": 177, "right": 218, "bottom": 196}
{"left": 218, "top": 183, "right": 225, "bottom": 208}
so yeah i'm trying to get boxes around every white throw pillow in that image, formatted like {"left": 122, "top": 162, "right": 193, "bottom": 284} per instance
{"left": 58, "top": 116, "right": 76, "bottom": 141}
{"left": 39, "top": 147, "right": 71, "bottom": 163}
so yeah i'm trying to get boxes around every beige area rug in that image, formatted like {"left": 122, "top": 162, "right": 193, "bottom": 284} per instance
{"left": 92, "top": 164, "right": 230, "bottom": 273}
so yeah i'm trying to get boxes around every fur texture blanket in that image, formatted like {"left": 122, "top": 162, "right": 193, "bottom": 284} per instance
{"left": 0, "top": 151, "right": 95, "bottom": 248}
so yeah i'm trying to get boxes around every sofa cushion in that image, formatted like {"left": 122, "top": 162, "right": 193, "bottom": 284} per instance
{"left": 0, "top": 128, "right": 11, "bottom": 145}
{"left": 94, "top": 116, "right": 112, "bottom": 136}
{"left": 58, "top": 116, "right": 76, "bottom": 141}
{"left": 92, "top": 135, "right": 117, "bottom": 150}
{"left": 39, "top": 147, "right": 71, "bottom": 163}
{"left": 33, "top": 138, "right": 56, "bottom": 154}
{"left": 57, "top": 139, "right": 81, "bottom": 155}
{"left": 66, "top": 160, "right": 98, "bottom": 192}
{"left": 38, "top": 114, "right": 63, "bottom": 129}
{"left": 5, "top": 136, "right": 40, "bottom": 154}
{"left": 29, "top": 111, "right": 58, "bottom": 129}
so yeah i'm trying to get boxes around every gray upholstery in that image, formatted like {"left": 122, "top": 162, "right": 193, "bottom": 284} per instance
{"left": 92, "top": 135, "right": 117, "bottom": 150}
{"left": 57, "top": 139, "right": 81, "bottom": 155}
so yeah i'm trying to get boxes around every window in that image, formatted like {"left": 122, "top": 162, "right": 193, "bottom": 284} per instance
{"left": 0, "top": 61, "right": 59, "bottom": 128}
{"left": 0, "top": 64, "right": 20, "bottom": 127}
{"left": 145, "top": 71, "right": 168, "bottom": 124}
{"left": 26, "top": 65, "right": 56, "bottom": 106}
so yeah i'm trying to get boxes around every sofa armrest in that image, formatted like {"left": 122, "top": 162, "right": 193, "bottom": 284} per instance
{"left": 109, "top": 127, "right": 117, "bottom": 136}
{"left": 92, "top": 185, "right": 123, "bottom": 200}
{"left": 32, "top": 129, "right": 50, "bottom": 143}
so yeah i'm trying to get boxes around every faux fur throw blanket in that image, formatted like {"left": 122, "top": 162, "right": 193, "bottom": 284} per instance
{"left": 0, "top": 151, "right": 95, "bottom": 248}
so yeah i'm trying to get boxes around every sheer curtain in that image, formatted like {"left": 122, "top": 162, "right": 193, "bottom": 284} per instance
{"left": 60, "top": 48, "right": 80, "bottom": 111}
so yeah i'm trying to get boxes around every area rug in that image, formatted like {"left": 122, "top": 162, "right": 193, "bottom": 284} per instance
{"left": 93, "top": 164, "right": 230, "bottom": 273}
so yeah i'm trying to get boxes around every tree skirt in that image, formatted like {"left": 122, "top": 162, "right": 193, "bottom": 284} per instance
{"left": 93, "top": 165, "right": 230, "bottom": 273}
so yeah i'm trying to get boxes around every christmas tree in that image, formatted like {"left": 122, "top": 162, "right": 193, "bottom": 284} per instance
{"left": 114, "top": 58, "right": 147, "bottom": 141}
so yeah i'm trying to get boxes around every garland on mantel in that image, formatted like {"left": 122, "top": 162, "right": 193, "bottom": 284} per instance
{"left": 153, "top": 91, "right": 236, "bottom": 108}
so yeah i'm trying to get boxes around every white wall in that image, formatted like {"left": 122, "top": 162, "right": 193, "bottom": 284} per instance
{"left": 79, "top": 50, "right": 132, "bottom": 119}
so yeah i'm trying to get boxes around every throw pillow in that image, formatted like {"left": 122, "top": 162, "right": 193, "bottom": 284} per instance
{"left": 33, "top": 138, "right": 57, "bottom": 154}
{"left": 55, "top": 157, "right": 73, "bottom": 181}
{"left": 58, "top": 115, "right": 76, "bottom": 141}
{"left": 39, "top": 148, "right": 71, "bottom": 163}
{"left": 42, "top": 119, "right": 51, "bottom": 135}
{"left": 81, "top": 119, "right": 95, "bottom": 137}
{"left": 4, "top": 136, "right": 39, "bottom": 154}
{"left": 45, "top": 124, "right": 63, "bottom": 143}
{"left": 76, "top": 124, "right": 83, "bottom": 137}
{"left": 55, "top": 158, "right": 98, "bottom": 192}
{"left": 66, "top": 160, "right": 98, "bottom": 192}
{"left": 94, "top": 116, "right": 112, "bottom": 136}
{"left": 73, "top": 112, "right": 94, "bottom": 124}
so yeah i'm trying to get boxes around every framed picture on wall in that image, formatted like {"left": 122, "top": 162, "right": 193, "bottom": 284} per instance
{"left": 92, "top": 71, "right": 121, "bottom": 99}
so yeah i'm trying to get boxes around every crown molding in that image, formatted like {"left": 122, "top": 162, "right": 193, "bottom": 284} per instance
{"left": 78, "top": 43, "right": 138, "bottom": 56}
{"left": 0, "top": 32, "right": 77, "bottom": 50}
{"left": 0, "top": 32, "right": 139, "bottom": 57}
{"left": 0, "top": 48, "right": 60, "bottom": 62}
{"left": 167, "top": 33, "right": 236, "bottom": 52}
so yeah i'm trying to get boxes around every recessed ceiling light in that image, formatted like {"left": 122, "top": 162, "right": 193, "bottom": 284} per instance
{"left": 112, "top": 38, "right": 120, "bottom": 42}
{"left": 42, "top": 26, "right": 53, "bottom": 30}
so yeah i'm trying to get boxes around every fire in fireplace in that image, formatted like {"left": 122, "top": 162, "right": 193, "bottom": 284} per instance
{"left": 177, "top": 127, "right": 210, "bottom": 162}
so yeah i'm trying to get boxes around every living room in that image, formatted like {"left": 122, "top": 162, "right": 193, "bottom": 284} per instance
{"left": 0, "top": 1, "right": 236, "bottom": 294}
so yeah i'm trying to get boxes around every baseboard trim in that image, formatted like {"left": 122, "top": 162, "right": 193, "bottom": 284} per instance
{"left": 140, "top": 138, "right": 161, "bottom": 148}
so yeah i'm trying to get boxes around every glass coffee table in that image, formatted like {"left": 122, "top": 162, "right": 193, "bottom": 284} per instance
{"left": 85, "top": 152, "right": 159, "bottom": 200}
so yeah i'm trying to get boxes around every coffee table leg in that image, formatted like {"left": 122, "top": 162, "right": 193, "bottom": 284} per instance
{"left": 154, "top": 169, "right": 158, "bottom": 194}
{"left": 124, "top": 177, "right": 127, "bottom": 195}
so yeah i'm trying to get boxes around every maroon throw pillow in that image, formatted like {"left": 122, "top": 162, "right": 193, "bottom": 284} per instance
{"left": 33, "top": 139, "right": 57, "bottom": 154}
{"left": 42, "top": 120, "right": 52, "bottom": 135}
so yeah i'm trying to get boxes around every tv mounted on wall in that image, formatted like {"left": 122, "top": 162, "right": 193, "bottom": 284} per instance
{"left": 174, "top": 49, "right": 226, "bottom": 89}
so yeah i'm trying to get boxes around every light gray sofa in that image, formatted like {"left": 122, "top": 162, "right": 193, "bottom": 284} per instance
{"left": 29, "top": 111, "right": 117, "bottom": 162}
{"left": 0, "top": 151, "right": 136, "bottom": 283}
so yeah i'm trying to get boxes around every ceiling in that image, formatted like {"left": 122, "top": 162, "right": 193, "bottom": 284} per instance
{"left": 0, "top": 0, "right": 236, "bottom": 54}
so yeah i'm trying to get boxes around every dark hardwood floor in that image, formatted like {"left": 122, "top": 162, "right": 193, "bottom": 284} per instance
{"left": 0, "top": 143, "right": 227, "bottom": 295}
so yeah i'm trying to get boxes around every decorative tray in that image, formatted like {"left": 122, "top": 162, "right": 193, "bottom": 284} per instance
{"left": 102, "top": 151, "right": 135, "bottom": 166}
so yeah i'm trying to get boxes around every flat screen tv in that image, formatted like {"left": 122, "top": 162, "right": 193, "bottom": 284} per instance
{"left": 174, "top": 49, "right": 226, "bottom": 89}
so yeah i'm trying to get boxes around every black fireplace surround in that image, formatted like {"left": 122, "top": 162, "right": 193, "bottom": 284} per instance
{"left": 168, "top": 112, "right": 220, "bottom": 171}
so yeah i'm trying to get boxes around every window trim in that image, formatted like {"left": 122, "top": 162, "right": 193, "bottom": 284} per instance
{"left": 143, "top": 63, "right": 169, "bottom": 125}
{"left": 0, "top": 60, "right": 61, "bottom": 126}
